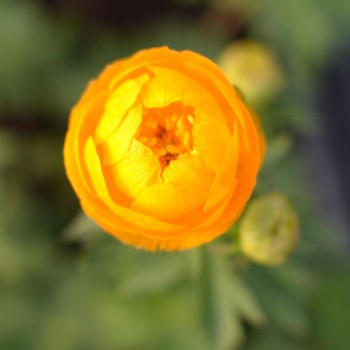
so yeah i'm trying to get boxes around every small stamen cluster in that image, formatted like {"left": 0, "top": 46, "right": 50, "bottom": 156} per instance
{"left": 136, "top": 102, "right": 195, "bottom": 169}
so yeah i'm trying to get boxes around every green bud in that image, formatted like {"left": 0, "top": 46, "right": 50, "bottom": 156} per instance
{"left": 217, "top": 40, "right": 284, "bottom": 104}
{"left": 239, "top": 193, "right": 298, "bottom": 266}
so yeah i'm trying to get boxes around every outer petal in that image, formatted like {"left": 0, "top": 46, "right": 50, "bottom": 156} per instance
{"left": 203, "top": 123, "right": 240, "bottom": 211}
{"left": 247, "top": 105, "right": 267, "bottom": 165}
{"left": 193, "top": 118, "right": 232, "bottom": 172}
{"left": 64, "top": 92, "right": 108, "bottom": 197}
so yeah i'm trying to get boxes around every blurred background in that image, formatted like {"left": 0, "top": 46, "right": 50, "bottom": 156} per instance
{"left": 1, "top": 0, "right": 350, "bottom": 349}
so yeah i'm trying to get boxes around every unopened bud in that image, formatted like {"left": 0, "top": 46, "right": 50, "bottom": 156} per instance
{"left": 239, "top": 193, "right": 298, "bottom": 266}
{"left": 217, "top": 40, "right": 284, "bottom": 104}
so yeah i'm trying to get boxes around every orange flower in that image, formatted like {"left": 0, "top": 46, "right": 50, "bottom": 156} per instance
{"left": 63, "top": 47, "right": 265, "bottom": 251}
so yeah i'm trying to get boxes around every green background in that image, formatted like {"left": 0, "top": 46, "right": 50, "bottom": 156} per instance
{"left": 1, "top": 0, "right": 350, "bottom": 349}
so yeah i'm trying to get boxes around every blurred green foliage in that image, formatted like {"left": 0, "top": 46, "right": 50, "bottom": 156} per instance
{"left": 1, "top": 0, "right": 350, "bottom": 349}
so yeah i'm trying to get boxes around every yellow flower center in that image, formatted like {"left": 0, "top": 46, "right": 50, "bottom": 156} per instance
{"left": 136, "top": 102, "right": 195, "bottom": 169}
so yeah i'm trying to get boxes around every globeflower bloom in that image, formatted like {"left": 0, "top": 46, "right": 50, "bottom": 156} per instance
{"left": 64, "top": 47, "right": 265, "bottom": 251}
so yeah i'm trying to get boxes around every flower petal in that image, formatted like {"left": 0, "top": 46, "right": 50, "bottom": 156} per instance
{"left": 141, "top": 66, "right": 225, "bottom": 125}
{"left": 65, "top": 92, "right": 108, "bottom": 197}
{"left": 106, "top": 139, "right": 161, "bottom": 199}
{"left": 193, "top": 118, "right": 231, "bottom": 172}
{"left": 204, "top": 122, "right": 240, "bottom": 211}
{"left": 81, "top": 199, "right": 190, "bottom": 239}
{"left": 83, "top": 136, "right": 109, "bottom": 198}
{"left": 162, "top": 155, "right": 214, "bottom": 189}
{"left": 94, "top": 73, "right": 149, "bottom": 145}
{"left": 131, "top": 183, "right": 207, "bottom": 222}
{"left": 98, "top": 103, "right": 142, "bottom": 165}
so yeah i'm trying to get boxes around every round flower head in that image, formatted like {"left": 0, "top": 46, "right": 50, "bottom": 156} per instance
{"left": 64, "top": 47, "right": 265, "bottom": 251}
{"left": 239, "top": 193, "right": 298, "bottom": 266}
{"left": 217, "top": 40, "right": 284, "bottom": 104}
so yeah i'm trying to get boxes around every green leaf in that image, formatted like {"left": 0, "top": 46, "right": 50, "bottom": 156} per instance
{"left": 200, "top": 249, "right": 265, "bottom": 350}
{"left": 312, "top": 270, "right": 350, "bottom": 350}
{"left": 62, "top": 211, "right": 104, "bottom": 248}
{"left": 118, "top": 251, "right": 190, "bottom": 295}
{"left": 246, "top": 264, "right": 309, "bottom": 339}
{"left": 263, "top": 133, "right": 293, "bottom": 168}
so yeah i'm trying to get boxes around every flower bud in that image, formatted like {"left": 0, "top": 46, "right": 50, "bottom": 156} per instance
{"left": 239, "top": 193, "right": 298, "bottom": 266}
{"left": 217, "top": 40, "right": 284, "bottom": 104}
